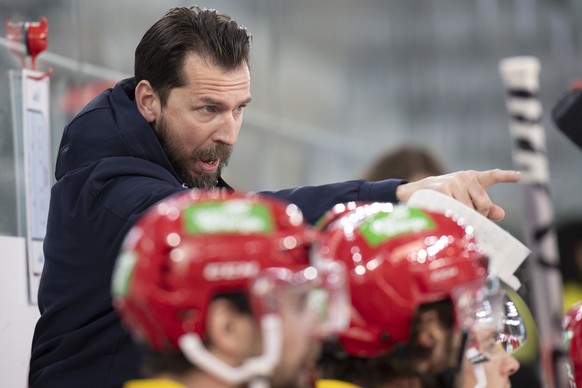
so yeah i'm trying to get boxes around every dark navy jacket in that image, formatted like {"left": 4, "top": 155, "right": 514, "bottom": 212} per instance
{"left": 29, "top": 78, "right": 403, "bottom": 388}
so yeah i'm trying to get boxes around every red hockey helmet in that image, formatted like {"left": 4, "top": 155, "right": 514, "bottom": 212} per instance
{"left": 316, "top": 202, "right": 489, "bottom": 357}
{"left": 563, "top": 302, "right": 582, "bottom": 387}
{"left": 112, "top": 189, "right": 347, "bottom": 356}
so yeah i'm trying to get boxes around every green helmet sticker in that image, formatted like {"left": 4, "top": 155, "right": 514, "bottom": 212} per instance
{"left": 359, "top": 206, "right": 436, "bottom": 247}
{"left": 112, "top": 249, "right": 137, "bottom": 298}
{"left": 183, "top": 201, "right": 274, "bottom": 234}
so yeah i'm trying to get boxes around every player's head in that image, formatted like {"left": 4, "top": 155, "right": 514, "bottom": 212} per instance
{"left": 563, "top": 302, "right": 582, "bottom": 387}
{"left": 133, "top": 7, "right": 253, "bottom": 190}
{"left": 316, "top": 202, "right": 524, "bottom": 386}
{"left": 317, "top": 202, "right": 487, "bottom": 357}
{"left": 112, "top": 190, "right": 349, "bottom": 387}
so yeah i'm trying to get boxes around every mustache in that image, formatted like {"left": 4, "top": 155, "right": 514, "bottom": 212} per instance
{"left": 192, "top": 144, "right": 233, "bottom": 163}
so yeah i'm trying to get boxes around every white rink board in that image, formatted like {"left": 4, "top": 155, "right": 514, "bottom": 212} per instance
{"left": 0, "top": 235, "right": 40, "bottom": 387}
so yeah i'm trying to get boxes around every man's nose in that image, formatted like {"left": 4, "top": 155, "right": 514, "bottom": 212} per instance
{"left": 215, "top": 113, "right": 240, "bottom": 145}
{"left": 502, "top": 355, "right": 520, "bottom": 376}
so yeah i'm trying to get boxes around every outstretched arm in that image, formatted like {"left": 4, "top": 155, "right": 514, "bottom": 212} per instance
{"left": 261, "top": 179, "right": 404, "bottom": 225}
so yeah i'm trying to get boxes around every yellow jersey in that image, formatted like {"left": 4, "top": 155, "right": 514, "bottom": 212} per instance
{"left": 316, "top": 379, "right": 362, "bottom": 388}
{"left": 124, "top": 379, "right": 187, "bottom": 388}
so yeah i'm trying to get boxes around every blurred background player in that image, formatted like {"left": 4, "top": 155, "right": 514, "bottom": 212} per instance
{"left": 314, "top": 201, "right": 524, "bottom": 388}
{"left": 362, "top": 144, "right": 447, "bottom": 182}
{"left": 111, "top": 190, "right": 350, "bottom": 388}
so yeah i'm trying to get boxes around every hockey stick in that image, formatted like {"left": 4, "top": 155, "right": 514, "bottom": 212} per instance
{"left": 498, "top": 56, "right": 569, "bottom": 388}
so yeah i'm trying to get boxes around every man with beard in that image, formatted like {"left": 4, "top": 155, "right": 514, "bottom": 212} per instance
{"left": 30, "top": 6, "right": 519, "bottom": 388}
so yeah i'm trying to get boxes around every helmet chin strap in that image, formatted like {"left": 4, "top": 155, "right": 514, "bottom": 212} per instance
{"left": 178, "top": 314, "right": 283, "bottom": 387}
{"left": 465, "top": 347, "right": 488, "bottom": 388}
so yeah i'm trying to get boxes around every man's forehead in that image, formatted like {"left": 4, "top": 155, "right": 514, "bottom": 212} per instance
{"left": 182, "top": 53, "right": 250, "bottom": 81}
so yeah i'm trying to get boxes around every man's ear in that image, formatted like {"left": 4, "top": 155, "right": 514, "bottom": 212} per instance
{"left": 135, "top": 80, "right": 160, "bottom": 123}
{"left": 205, "top": 298, "right": 256, "bottom": 365}
{"left": 416, "top": 309, "right": 439, "bottom": 348}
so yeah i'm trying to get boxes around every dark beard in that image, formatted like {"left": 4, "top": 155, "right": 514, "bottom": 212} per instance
{"left": 154, "top": 118, "right": 232, "bottom": 189}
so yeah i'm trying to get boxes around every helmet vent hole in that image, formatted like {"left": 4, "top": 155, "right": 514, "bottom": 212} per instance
{"left": 380, "top": 332, "right": 390, "bottom": 343}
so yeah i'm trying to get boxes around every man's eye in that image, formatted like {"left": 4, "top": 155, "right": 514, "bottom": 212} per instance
{"left": 235, "top": 104, "right": 247, "bottom": 113}
{"left": 201, "top": 106, "right": 216, "bottom": 113}
{"left": 480, "top": 337, "right": 504, "bottom": 356}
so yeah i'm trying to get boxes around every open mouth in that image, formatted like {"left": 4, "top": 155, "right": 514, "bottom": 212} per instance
{"left": 200, "top": 155, "right": 217, "bottom": 165}
{"left": 197, "top": 156, "right": 220, "bottom": 172}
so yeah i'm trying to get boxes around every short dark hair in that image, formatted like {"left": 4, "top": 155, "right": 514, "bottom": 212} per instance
{"left": 406, "top": 299, "right": 455, "bottom": 364}
{"left": 317, "top": 343, "right": 420, "bottom": 388}
{"left": 364, "top": 145, "right": 446, "bottom": 182}
{"left": 134, "top": 6, "right": 252, "bottom": 106}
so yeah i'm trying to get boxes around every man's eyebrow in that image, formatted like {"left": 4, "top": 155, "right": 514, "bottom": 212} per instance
{"left": 198, "top": 97, "right": 225, "bottom": 106}
{"left": 198, "top": 96, "right": 253, "bottom": 106}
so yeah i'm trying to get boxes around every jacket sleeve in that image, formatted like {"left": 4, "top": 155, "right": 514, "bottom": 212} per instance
{"left": 259, "top": 179, "right": 406, "bottom": 225}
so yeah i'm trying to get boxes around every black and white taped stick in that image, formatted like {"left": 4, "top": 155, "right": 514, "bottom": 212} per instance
{"left": 498, "top": 56, "right": 569, "bottom": 388}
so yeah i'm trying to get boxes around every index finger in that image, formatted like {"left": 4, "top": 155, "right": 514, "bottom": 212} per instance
{"left": 477, "top": 169, "right": 521, "bottom": 188}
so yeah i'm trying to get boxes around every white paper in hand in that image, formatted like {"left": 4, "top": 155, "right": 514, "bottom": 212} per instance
{"left": 407, "top": 189, "right": 530, "bottom": 290}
